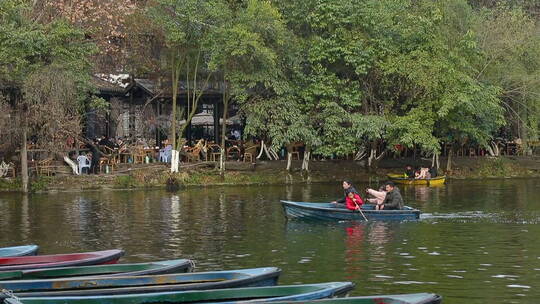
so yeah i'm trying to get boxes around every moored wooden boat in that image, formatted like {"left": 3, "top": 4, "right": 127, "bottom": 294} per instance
{"left": 1, "top": 282, "right": 354, "bottom": 304}
{"left": 0, "top": 259, "right": 193, "bottom": 281}
{"left": 0, "top": 250, "right": 124, "bottom": 271}
{"left": 271, "top": 293, "right": 442, "bottom": 304}
{"left": 281, "top": 201, "right": 421, "bottom": 221}
{"left": 387, "top": 174, "right": 446, "bottom": 186}
{"left": 1, "top": 267, "right": 280, "bottom": 297}
{"left": 0, "top": 246, "right": 38, "bottom": 257}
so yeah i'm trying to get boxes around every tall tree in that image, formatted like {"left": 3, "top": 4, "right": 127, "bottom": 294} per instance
{"left": 206, "top": 0, "right": 287, "bottom": 173}
{"left": 474, "top": 5, "right": 540, "bottom": 154}
{"left": 36, "top": 0, "right": 140, "bottom": 71}
{"left": 0, "top": 0, "right": 95, "bottom": 192}
{"left": 148, "top": 0, "right": 216, "bottom": 173}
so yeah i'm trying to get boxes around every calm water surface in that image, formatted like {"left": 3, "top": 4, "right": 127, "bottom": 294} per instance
{"left": 1, "top": 178, "right": 540, "bottom": 303}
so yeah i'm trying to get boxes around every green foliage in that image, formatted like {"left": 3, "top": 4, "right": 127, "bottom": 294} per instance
{"left": 243, "top": 0, "right": 517, "bottom": 159}
{"left": 0, "top": 1, "right": 95, "bottom": 92}
{"left": 0, "top": 178, "right": 22, "bottom": 191}
{"left": 30, "top": 176, "right": 52, "bottom": 192}
{"left": 114, "top": 175, "right": 140, "bottom": 189}
{"left": 2, "top": 0, "right": 529, "bottom": 163}
{"left": 473, "top": 4, "right": 540, "bottom": 142}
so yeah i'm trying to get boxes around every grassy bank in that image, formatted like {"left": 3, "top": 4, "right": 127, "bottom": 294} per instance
{"left": 0, "top": 156, "right": 538, "bottom": 193}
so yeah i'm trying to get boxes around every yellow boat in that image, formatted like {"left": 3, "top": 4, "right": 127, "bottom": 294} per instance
{"left": 387, "top": 173, "right": 446, "bottom": 186}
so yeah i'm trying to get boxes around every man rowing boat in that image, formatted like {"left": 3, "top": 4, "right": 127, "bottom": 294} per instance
{"left": 379, "top": 181, "right": 404, "bottom": 210}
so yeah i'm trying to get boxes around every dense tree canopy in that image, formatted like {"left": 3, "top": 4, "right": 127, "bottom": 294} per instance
{"left": 1, "top": 0, "right": 539, "bottom": 176}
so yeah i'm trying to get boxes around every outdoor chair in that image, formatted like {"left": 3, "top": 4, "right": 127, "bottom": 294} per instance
{"left": 185, "top": 146, "right": 201, "bottom": 162}
{"left": 0, "top": 161, "right": 16, "bottom": 178}
{"left": 288, "top": 142, "right": 303, "bottom": 160}
{"left": 243, "top": 144, "right": 259, "bottom": 163}
{"left": 207, "top": 144, "right": 222, "bottom": 162}
{"left": 36, "top": 158, "right": 54, "bottom": 176}
{"left": 99, "top": 156, "right": 118, "bottom": 173}
{"left": 227, "top": 146, "right": 241, "bottom": 161}
{"left": 132, "top": 148, "right": 146, "bottom": 164}
{"left": 76, "top": 155, "right": 91, "bottom": 175}
{"left": 159, "top": 148, "right": 172, "bottom": 162}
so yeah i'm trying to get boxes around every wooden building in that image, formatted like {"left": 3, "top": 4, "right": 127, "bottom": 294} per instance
{"left": 90, "top": 75, "right": 242, "bottom": 146}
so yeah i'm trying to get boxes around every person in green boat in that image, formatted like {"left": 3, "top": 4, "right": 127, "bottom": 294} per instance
{"left": 380, "top": 181, "right": 404, "bottom": 210}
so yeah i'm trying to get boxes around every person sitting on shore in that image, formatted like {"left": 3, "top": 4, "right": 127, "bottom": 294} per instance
{"left": 379, "top": 181, "right": 404, "bottom": 210}
{"left": 98, "top": 136, "right": 116, "bottom": 149}
{"left": 116, "top": 138, "right": 127, "bottom": 153}
{"left": 345, "top": 191, "right": 364, "bottom": 211}
{"left": 366, "top": 185, "right": 387, "bottom": 210}
{"left": 331, "top": 180, "right": 359, "bottom": 206}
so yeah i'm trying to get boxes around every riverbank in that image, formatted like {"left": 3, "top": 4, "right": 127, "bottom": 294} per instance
{"left": 0, "top": 156, "right": 539, "bottom": 193}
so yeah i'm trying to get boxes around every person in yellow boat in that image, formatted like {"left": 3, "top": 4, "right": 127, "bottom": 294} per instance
{"left": 404, "top": 165, "right": 415, "bottom": 178}
{"left": 416, "top": 167, "right": 431, "bottom": 179}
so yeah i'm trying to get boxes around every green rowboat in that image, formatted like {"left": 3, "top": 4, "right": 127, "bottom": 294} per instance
{"left": 0, "top": 260, "right": 193, "bottom": 281}
{"left": 1, "top": 282, "right": 354, "bottom": 304}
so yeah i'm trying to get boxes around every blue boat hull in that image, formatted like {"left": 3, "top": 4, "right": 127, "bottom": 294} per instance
{"left": 2, "top": 282, "right": 355, "bottom": 304}
{"left": 281, "top": 201, "right": 420, "bottom": 221}
{"left": 0, "top": 246, "right": 39, "bottom": 257}
{"left": 4, "top": 267, "right": 280, "bottom": 297}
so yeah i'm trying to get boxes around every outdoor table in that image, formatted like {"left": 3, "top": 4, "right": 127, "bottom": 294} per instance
{"left": 119, "top": 152, "right": 131, "bottom": 163}
{"left": 143, "top": 148, "right": 159, "bottom": 161}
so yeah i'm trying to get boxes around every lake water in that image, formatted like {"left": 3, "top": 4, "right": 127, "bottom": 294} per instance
{"left": 1, "top": 178, "right": 540, "bottom": 303}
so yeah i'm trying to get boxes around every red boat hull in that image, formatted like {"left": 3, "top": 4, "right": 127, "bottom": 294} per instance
{"left": 0, "top": 249, "right": 124, "bottom": 271}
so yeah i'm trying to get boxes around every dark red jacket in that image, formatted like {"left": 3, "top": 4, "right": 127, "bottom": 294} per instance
{"left": 345, "top": 193, "right": 364, "bottom": 211}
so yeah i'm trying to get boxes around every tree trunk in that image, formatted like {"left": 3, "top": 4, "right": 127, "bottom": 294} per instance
{"left": 21, "top": 127, "right": 29, "bottom": 193}
{"left": 220, "top": 93, "right": 229, "bottom": 176}
{"left": 269, "top": 146, "right": 279, "bottom": 160}
{"left": 169, "top": 53, "right": 181, "bottom": 173}
{"left": 367, "top": 148, "right": 375, "bottom": 168}
{"left": 301, "top": 148, "right": 311, "bottom": 172}
{"left": 256, "top": 140, "right": 266, "bottom": 159}
{"left": 354, "top": 146, "right": 366, "bottom": 161}
{"left": 433, "top": 153, "right": 440, "bottom": 169}
{"left": 286, "top": 152, "right": 292, "bottom": 171}
{"left": 487, "top": 141, "right": 500, "bottom": 157}
{"left": 170, "top": 150, "right": 179, "bottom": 173}
{"left": 446, "top": 148, "right": 453, "bottom": 172}
{"left": 63, "top": 155, "right": 79, "bottom": 175}
{"left": 258, "top": 141, "right": 276, "bottom": 160}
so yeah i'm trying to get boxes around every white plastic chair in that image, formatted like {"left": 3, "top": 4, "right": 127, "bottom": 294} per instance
{"left": 76, "top": 155, "right": 91, "bottom": 175}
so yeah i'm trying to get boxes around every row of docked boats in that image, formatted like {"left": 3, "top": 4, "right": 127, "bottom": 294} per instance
{"left": 0, "top": 245, "right": 441, "bottom": 304}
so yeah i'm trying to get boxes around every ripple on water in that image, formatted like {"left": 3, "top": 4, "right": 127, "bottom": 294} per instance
{"left": 507, "top": 284, "right": 531, "bottom": 289}
{"left": 393, "top": 281, "right": 437, "bottom": 285}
